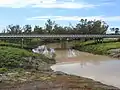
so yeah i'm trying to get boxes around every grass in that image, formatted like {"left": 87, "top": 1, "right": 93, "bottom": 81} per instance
{"left": 74, "top": 39, "right": 120, "bottom": 55}
{"left": 0, "top": 46, "right": 36, "bottom": 70}
{"left": 0, "top": 46, "right": 55, "bottom": 73}
{"left": 0, "top": 41, "right": 31, "bottom": 49}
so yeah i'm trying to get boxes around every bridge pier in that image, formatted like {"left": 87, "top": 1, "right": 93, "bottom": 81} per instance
{"left": 61, "top": 42, "right": 67, "bottom": 49}
{"left": 21, "top": 38, "right": 24, "bottom": 48}
{"left": 60, "top": 38, "right": 69, "bottom": 49}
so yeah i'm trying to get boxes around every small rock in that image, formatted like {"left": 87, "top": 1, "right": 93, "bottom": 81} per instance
{"left": 0, "top": 74, "right": 8, "bottom": 81}
{"left": 7, "top": 72, "right": 18, "bottom": 76}
{"left": 108, "top": 49, "right": 120, "bottom": 54}
{"left": 25, "top": 72, "right": 31, "bottom": 74}
{"left": 19, "top": 78, "right": 27, "bottom": 82}
{"left": 54, "top": 71, "right": 66, "bottom": 75}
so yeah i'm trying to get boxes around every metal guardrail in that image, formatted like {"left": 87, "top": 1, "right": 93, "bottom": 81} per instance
{"left": 0, "top": 34, "right": 120, "bottom": 38}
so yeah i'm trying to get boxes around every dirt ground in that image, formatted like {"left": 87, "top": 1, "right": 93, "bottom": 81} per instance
{"left": 0, "top": 71, "right": 119, "bottom": 90}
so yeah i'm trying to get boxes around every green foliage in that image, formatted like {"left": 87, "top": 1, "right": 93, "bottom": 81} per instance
{"left": 0, "top": 42, "right": 32, "bottom": 49}
{"left": 23, "top": 25, "right": 32, "bottom": 34}
{"left": 33, "top": 26, "right": 44, "bottom": 34}
{"left": 0, "top": 46, "right": 55, "bottom": 71}
{"left": 5, "top": 24, "right": 22, "bottom": 34}
{"left": 75, "top": 40, "right": 120, "bottom": 55}
{"left": 0, "top": 46, "right": 35, "bottom": 68}
{"left": 76, "top": 19, "right": 108, "bottom": 34}
{"left": 0, "top": 68, "right": 8, "bottom": 74}
{"left": 0, "top": 19, "right": 113, "bottom": 45}
{"left": 110, "top": 28, "right": 120, "bottom": 34}
{"left": 1, "top": 19, "right": 110, "bottom": 35}
{"left": 26, "top": 38, "right": 42, "bottom": 47}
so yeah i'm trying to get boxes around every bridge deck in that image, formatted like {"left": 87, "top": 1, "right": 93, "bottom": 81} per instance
{"left": 0, "top": 34, "right": 120, "bottom": 38}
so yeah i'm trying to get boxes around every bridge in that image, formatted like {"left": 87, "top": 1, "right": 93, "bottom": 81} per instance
{"left": 0, "top": 34, "right": 120, "bottom": 38}
{"left": 0, "top": 34, "right": 119, "bottom": 49}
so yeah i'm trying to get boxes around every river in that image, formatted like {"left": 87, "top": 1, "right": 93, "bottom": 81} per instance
{"left": 51, "top": 49, "right": 120, "bottom": 88}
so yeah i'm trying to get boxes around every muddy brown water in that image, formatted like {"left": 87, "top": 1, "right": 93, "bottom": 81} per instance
{"left": 50, "top": 49, "right": 120, "bottom": 88}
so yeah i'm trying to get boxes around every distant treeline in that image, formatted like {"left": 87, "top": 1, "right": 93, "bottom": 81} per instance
{"left": 1, "top": 19, "right": 119, "bottom": 35}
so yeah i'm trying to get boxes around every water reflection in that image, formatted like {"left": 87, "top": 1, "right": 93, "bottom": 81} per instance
{"left": 51, "top": 49, "right": 120, "bottom": 88}
{"left": 68, "top": 49, "right": 76, "bottom": 57}
{"left": 51, "top": 60, "right": 120, "bottom": 88}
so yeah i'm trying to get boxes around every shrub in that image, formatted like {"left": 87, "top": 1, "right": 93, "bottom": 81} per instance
{"left": 0, "top": 42, "right": 32, "bottom": 50}
{"left": 0, "top": 68, "right": 8, "bottom": 74}
{"left": 74, "top": 41, "right": 120, "bottom": 55}
{"left": 0, "top": 46, "right": 55, "bottom": 71}
{"left": 0, "top": 46, "right": 36, "bottom": 68}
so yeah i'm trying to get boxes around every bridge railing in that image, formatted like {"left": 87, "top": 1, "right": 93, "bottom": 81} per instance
{"left": 0, "top": 34, "right": 119, "bottom": 38}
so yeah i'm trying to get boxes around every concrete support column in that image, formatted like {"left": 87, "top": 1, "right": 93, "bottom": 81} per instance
{"left": 60, "top": 38, "right": 64, "bottom": 49}
{"left": 21, "top": 38, "right": 24, "bottom": 48}
{"left": 60, "top": 38, "right": 68, "bottom": 49}
{"left": 60, "top": 38, "right": 63, "bottom": 48}
{"left": 66, "top": 38, "right": 69, "bottom": 49}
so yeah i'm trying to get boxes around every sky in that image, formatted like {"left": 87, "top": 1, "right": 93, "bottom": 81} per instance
{"left": 0, "top": 0, "right": 120, "bottom": 33}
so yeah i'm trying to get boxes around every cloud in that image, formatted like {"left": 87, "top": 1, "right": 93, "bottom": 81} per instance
{"left": 33, "top": 2, "right": 98, "bottom": 9}
{"left": 27, "top": 15, "right": 120, "bottom": 22}
{"left": 27, "top": 16, "right": 102, "bottom": 21}
{"left": 105, "top": 16, "right": 120, "bottom": 21}
{"left": 0, "top": 0, "right": 56, "bottom": 8}
{"left": 0, "top": 0, "right": 98, "bottom": 8}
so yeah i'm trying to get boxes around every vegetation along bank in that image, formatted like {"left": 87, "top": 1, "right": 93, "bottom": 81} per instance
{"left": 0, "top": 45, "right": 119, "bottom": 90}
{"left": 74, "top": 39, "right": 120, "bottom": 58}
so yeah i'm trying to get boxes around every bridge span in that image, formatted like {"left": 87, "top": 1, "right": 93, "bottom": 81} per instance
{"left": 0, "top": 34, "right": 120, "bottom": 38}
{"left": 0, "top": 34, "right": 119, "bottom": 49}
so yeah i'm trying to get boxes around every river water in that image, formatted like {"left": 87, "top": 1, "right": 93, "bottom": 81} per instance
{"left": 51, "top": 49, "right": 120, "bottom": 88}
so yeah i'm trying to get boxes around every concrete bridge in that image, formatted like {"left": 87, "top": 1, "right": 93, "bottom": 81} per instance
{"left": 0, "top": 34, "right": 119, "bottom": 49}
{"left": 0, "top": 34, "right": 120, "bottom": 38}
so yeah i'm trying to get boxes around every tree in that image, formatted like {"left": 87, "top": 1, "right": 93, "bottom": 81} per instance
{"left": 110, "top": 28, "right": 119, "bottom": 34}
{"left": 6, "top": 25, "right": 22, "bottom": 34}
{"left": 33, "top": 26, "right": 43, "bottom": 34}
{"left": 1, "top": 29, "right": 6, "bottom": 34}
{"left": 75, "top": 19, "right": 108, "bottom": 35}
{"left": 91, "top": 20, "right": 108, "bottom": 34}
{"left": 23, "top": 25, "right": 32, "bottom": 34}
{"left": 76, "top": 19, "right": 88, "bottom": 34}
{"left": 45, "top": 19, "right": 55, "bottom": 34}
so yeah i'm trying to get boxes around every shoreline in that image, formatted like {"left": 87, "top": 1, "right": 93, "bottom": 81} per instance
{"left": 52, "top": 49, "right": 120, "bottom": 89}
{"left": 0, "top": 47, "right": 120, "bottom": 90}
{"left": 1, "top": 70, "right": 120, "bottom": 90}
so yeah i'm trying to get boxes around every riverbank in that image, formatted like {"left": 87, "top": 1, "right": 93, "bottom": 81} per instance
{"left": 74, "top": 40, "right": 120, "bottom": 58}
{"left": 0, "top": 46, "right": 120, "bottom": 90}
{"left": 1, "top": 70, "right": 120, "bottom": 90}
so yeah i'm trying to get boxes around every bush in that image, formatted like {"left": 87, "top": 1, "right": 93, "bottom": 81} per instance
{"left": 0, "top": 46, "right": 36, "bottom": 69}
{"left": 74, "top": 41, "right": 120, "bottom": 55}
{"left": 0, "top": 68, "right": 8, "bottom": 74}
{"left": 0, "top": 42, "right": 32, "bottom": 50}
{"left": 0, "top": 46, "right": 55, "bottom": 71}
